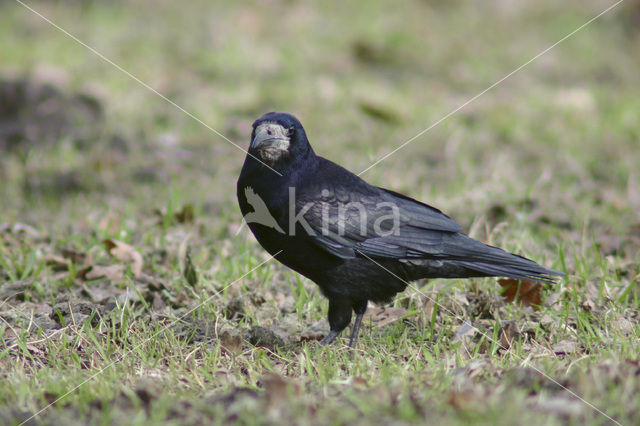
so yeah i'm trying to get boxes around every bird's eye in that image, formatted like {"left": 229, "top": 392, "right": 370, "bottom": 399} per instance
{"left": 287, "top": 127, "right": 294, "bottom": 136}
{"left": 267, "top": 129, "right": 272, "bottom": 136}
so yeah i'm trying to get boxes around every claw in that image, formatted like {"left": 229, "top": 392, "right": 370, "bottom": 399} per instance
{"left": 320, "top": 330, "right": 340, "bottom": 345}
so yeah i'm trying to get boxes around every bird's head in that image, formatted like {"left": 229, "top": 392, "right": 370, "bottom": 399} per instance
{"left": 249, "top": 112, "right": 312, "bottom": 167}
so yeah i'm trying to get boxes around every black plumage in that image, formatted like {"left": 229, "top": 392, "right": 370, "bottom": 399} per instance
{"left": 237, "top": 112, "right": 564, "bottom": 347}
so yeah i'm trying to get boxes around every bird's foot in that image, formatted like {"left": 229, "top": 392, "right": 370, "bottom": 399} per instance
{"left": 320, "top": 330, "right": 340, "bottom": 345}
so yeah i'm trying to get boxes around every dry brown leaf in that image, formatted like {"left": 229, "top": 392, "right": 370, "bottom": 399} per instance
{"left": 60, "top": 247, "right": 86, "bottom": 264}
{"left": 452, "top": 321, "right": 476, "bottom": 344}
{"left": 219, "top": 331, "right": 243, "bottom": 354}
{"left": 81, "top": 282, "right": 125, "bottom": 303}
{"left": 150, "top": 292, "right": 164, "bottom": 311}
{"left": 175, "top": 204, "right": 195, "bottom": 224}
{"left": 552, "top": 340, "right": 577, "bottom": 355}
{"left": 352, "top": 377, "right": 368, "bottom": 389}
{"left": 97, "top": 212, "right": 122, "bottom": 234}
{"left": 153, "top": 204, "right": 195, "bottom": 225}
{"left": 299, "top": 319, "right": 328, "bottom": 342}
{"left": 103, "top": 239, "right": 143, "bottom": 277}
{"left": 499, "top": 321, "right": 520, "bottom": 350}
{"left": 45, "top": 254, "right": 69, "bottom": 271}
{"left": 363, "top": 306, "right": 408, "bottom": 328}
{"left": 447, "top": 389, "right": 479, "bottom": 410}
{"left": 83, "top": 264, "right": 125, "bottom": 281}
{"left": 262, "top": 373, "right": 298, "bottom": 411}
{"left": 498, "top": 278, "right": 542, "bottom": 310}
{"left": 101, "top": 286, "right": 142, "bottom": 306}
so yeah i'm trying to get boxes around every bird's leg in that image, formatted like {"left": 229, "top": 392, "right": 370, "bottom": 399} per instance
{"left": 347, "top": 300, "right": 368, "bottom": 348}
{"left": 347, "top": 314, "right": 363, "bottom": 348}
{"left": 322, "top": 297, "right": 352, "bottom": 345}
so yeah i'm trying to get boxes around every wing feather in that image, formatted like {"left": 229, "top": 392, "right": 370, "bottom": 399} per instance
{"left": 296, "top": 183, "right": 462, "bottom": 260}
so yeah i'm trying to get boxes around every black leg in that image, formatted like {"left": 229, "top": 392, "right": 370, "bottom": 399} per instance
{"left": 320, "top": 330, "right": 339, "bottom": 345}
{"left": 322, "top": 297, "right": 352, "bottom": 345}
{"left": 347, "top": 313, "right": 363, "bottom": 348}
{"left": 348, "top": 300, "right": 368, "bottom": 348}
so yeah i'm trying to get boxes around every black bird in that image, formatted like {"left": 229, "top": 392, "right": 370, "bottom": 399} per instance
{"left": 237, "top": 112, "right": 563, "bottom": 347}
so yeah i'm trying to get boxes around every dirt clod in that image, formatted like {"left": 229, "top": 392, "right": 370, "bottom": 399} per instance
{"left": 247, "top": 326, "right": 284, "bottom": 349}
{"left": 50, "top": 301, "right": 107, "bottom": 327}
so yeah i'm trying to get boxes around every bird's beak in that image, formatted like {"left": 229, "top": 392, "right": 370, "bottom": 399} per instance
{"left": 250, "top": 124, "right": 290, "bottom": 152}
{"left": 250, "top": 127, "right": 275, "bottom": 150}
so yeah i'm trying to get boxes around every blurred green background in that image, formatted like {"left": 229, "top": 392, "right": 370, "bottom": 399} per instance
{"left": 1, "top": 0, "right": 639, "bottom": 424}
{"left": 2, "top": 0, "right": 638, "bottom": 238}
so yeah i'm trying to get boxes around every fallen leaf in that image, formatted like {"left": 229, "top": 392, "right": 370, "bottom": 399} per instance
{"left": 0, "top": 279, "right": 34, "bottom": 299}
{"left": 299, "top": 319, "right": 328, "bottom": 342}
{"left": 552, "top": 340, "right": 577, "bottom": 355}
{"left": 175, "top": 204, "right": 195, "bottom": 224}
{"left": 45, "top": 254, "right": 69, "bottom": 271}
{"left": 447, "top": 389, "right": 478, "bottom": 410}
{"left": 581, "top": 299, "right": 595, "bottom": 312}
{"left": 219, "top": 330, "right": 242, "bottom": 354}
{"left": 452, "top": 321, "right": 477, "bottom": 344}
{"left": 262, "top": 373, "right": 298, "bottom": 411}
{"left": 103, "top": 239, "right": 143, "bottom": 277}
{"left": 97, "top": 212, "right": 122, "bottom": 234}
{"left": 153, "top": 204, "right": 195, "bottom": 226}
{"left": 498, "top": 279, "right": 542, "bottom": 310}
{"left": 60, "top": 247, "right": 86, "bottom": 264}
{"left": 352, "top": 377, "right": 368, "bottom": 389}
{"left": 82, "top": 264, "right": 125, "bottom": 281}
{"left": 499, "top": 321, "right": 520, "bottom": 350}
{"left": 363, "top": 306, "right": 408, "bottom": 328}
{"left": 152, "top": 292, "right": 166, "bottom": 311}
{"left": 81, "top": 282, "right": 126, "bottom": 303}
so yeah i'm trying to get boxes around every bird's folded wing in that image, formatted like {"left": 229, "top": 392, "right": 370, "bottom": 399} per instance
{"left": 296, "top": 185, "right": 463, "bottom": 260}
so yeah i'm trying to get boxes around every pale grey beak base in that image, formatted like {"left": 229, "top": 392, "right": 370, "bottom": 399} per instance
{"left": 250, "top": 123, "right": 291, "bottom": 163}
{"left": 251, "top": 130, "right": 278, "bottom": 150}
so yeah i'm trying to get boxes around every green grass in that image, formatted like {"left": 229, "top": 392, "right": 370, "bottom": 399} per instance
{"left": 1, "top": 0, "right": 639, "bottom": 424}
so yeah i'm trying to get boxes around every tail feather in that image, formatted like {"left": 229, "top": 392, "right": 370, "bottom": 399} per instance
{"left": 456, "top": 259, "right": 563, "bottom": 283}
{"left": 445, "top": 235, "right": 564, "bottom": 283}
